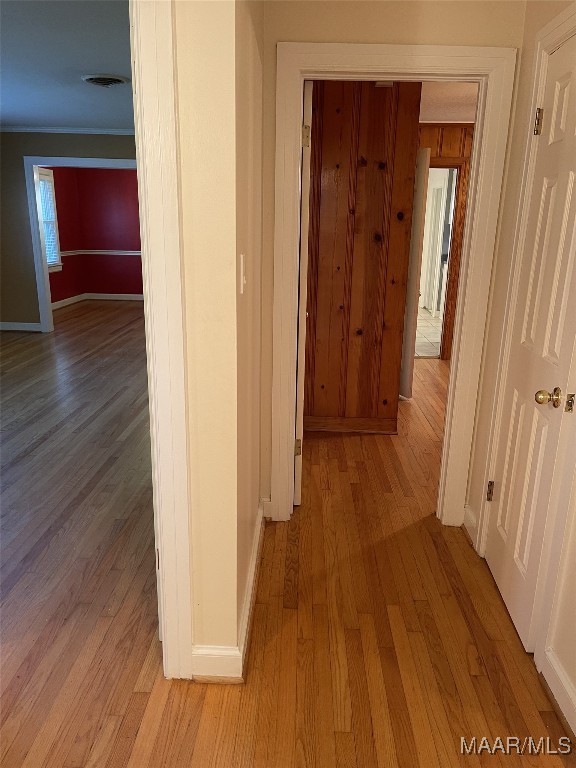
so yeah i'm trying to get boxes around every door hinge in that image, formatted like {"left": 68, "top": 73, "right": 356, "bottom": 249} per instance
{"left": 534, "top": 107, "right": 544, "bottom": 136}
{"left": 486, "top": 480, "right": 495, "bottom": 502}
{"left": 302, "top": 124, "right": 311, "bottom": 148}
{"left": 156, "top": 548, "right": 160, "bottom": 570}
{"left": 295, "top": 438, "right": 302, "bottom": 456}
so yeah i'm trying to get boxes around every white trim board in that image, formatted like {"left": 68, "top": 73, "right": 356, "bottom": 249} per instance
{"left": 191, "top": 645, "right": 243, "bottom": 680}
{"left": 270, "top": 42, "right": 516, "bottom": 525}
{"left": 51, "top": 293, "right": 144, "bottom": 310}
{"left": 238, "top": 508, "right": 265, "bottom": 671}
{"left": 540, "top": 648, "right": 576, "bottom": 736}
{"left": 2, "top": 126, "right": 135, "bottom": 135}
{"left": 419, "top": 120, "right": 475, "bottom": 125}
{"left": 60, "top": 250, "right": 141, "bottom": 257}
{"left": 0, "top": 322, "right": 43, "bottom": 332}
{"left": 129, "top": 0, "right": 193, "bottom": 679}
{"left": 192, "top": 507, "right": 265, "bottom": 681}
{"left": 23, "top": 156, "right": 138, "bottom": 333}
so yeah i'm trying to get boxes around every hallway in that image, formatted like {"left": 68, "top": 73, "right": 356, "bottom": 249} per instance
{"left": 0, "top": 305, "right": 572, "bottom": 767}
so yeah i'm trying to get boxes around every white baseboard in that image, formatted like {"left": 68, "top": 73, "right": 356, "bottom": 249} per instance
{"left": 52, "top": 293, "right": 144, "bottom": 309}
{"left": 540, "top": 649, "right": 576, "bottom": 735}
{"left": 238, "top": 506, "right": 265, "bottom": 664}
{"left": 190, "top": 505, "right": 265, "bottom": 682}
{"left": 463, "top": 505, "right": 478, "bottom": 548}
{"left": 0, "top": 321, "right": 43, "bottom": 332}
{"left": 51, "top": 295, "right": 85, "bottom": 309}
{"left": 260, "top": 497, "right": 273, "bottom": 519}
{"left": 191, "top": 644, "right": 243, "bottom": 680}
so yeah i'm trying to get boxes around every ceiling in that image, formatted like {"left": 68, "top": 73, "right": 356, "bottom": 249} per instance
{"left": 0, "top": 2, "right": 475, "bottom": 134}
{"left": 0, "top": 0, "right": 134, "bottom": 132}
{"left": 420, "top": 82, "right": 479, "bottom": 124}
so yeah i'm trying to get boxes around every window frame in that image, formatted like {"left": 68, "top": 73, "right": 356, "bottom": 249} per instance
{"left": 34, "top": 167, "right": 63, "bottom": 272}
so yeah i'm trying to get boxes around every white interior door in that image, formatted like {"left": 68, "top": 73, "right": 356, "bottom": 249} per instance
{"left": 294, "top": 80, "right": 313, "bottom": 506}
{"left": 400, "top": 148, "right": 430, "bottom": 398}
{"left": 419, "top": 168, "right": 449, "bottom": 313}
{"left": 485, "top": 33, "right": 576, "bottom": 651}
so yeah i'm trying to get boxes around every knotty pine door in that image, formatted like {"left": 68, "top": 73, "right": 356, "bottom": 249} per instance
{"left": 304, "top": 81, "right": 422, "bottom": 433}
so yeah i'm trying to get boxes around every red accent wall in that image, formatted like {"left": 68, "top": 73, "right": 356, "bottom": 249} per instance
{"left": 50, "top": 168, "right": 81, "bottom": 249}
{"left": 48, "top": 167, "right": 142, "bottom": 302}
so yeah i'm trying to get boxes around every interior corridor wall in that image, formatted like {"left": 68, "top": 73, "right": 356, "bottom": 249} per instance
{"left": 236, "top": 0, "right": 265, "bottom": 624}
{"left": 173, "top": 0, "right": 239, "bottom": 649}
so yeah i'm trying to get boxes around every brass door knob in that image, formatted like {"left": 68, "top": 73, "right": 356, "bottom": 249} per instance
{"left": 535, "top": 387, "right": 562, "bottom": 408}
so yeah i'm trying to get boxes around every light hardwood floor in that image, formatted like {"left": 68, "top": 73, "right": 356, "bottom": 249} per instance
{"left": 1, "top": 301, "right": 573, "bottom": 767}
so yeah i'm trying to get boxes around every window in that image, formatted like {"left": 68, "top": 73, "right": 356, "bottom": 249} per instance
{"left": 34, "top": 168, "right": 62, "bottom": 270}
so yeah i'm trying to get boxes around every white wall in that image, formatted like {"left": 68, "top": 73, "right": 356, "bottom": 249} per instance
{"left": 174, "top": 0, "right": 239, "bottom": 649}
{"left": 259, "top": 0, "right": 528, "bottom": 499}
{"left": 171, "top": 0, "right": 265, "bottom": 659}
{"left": 236, "top": 0, "right": 265, "bottom": 630}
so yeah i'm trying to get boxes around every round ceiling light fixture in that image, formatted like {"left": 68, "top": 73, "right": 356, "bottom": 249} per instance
{"left": 81, "top": 74, "right": 131, "bottom": 88}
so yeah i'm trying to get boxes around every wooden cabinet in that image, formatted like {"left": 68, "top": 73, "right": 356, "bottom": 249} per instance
{"left": 304, "top": 81, "right": 422, "bottom": 433}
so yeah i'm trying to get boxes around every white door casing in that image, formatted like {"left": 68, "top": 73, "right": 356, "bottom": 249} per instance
{"left": 294, "top": 81, "right": 314, "bottom": 507}
{"left": 129, "top": 0, "right": 193, "bottom": 678}
{"left": 400, "top": 148, "right": 430, "bottom": 399}
{"left": 484, "top": 30, "right": 576, "bottom": 652}
{"left": 270, "top": 43, "right": 516, "bottom": 524}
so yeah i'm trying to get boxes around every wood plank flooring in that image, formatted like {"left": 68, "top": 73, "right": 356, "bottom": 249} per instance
{"left": 1, "top": 302, "right": 573, "bottom": 767}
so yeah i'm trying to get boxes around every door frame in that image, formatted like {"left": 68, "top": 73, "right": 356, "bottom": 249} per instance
{"left": 476, "top": 4, "right": 576, "bottom": 556}
{"left": 270, "top": 42, "right": 516, "bottom": 524}
{"left": 24, "top": 155, "right": 137, "bottom": 333}
{"left": 400, "top": 147, "right": 430, "bottom": 399}
{"left": 293, "top": 81, "right": 314, "bottom": 506}
{"left": 431, "top": 156, "right": 470, "bottom": 360}
{"left": 127, "top": 0, "right": 193, "bottom": 678}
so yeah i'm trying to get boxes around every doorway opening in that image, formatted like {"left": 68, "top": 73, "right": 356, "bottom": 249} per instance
{"left": 294, "top": 78, "right": 478, "bottom": 517}
{"left": 270, "top": 43, "right": 516, "bottom": 526}
{"left": 2, "top": 156, "right": 161, "bottom": 681}
{"left": 416, "top": 167, "right": 456, "bottom": 358}
{"left": 24, "top": 156, "right": 139, "bottom": 332}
